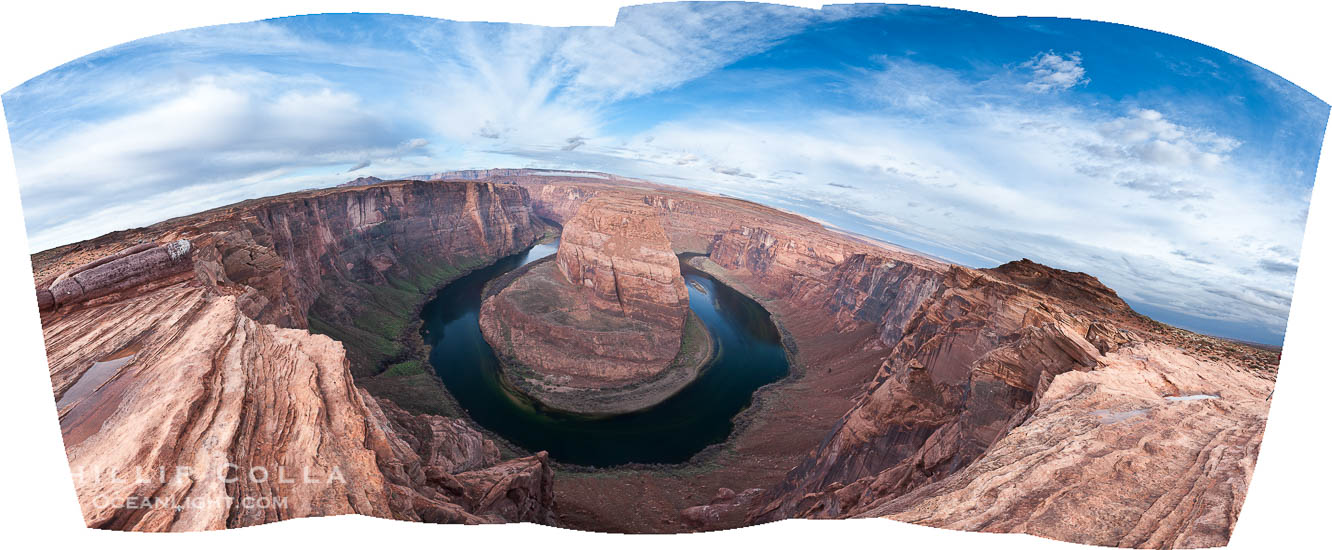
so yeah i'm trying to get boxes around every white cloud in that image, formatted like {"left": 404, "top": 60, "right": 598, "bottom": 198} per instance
{"left": 1022, "top": 51, "right": 1089, "bottom": 92}
{"left": 12, "top": 5, "right": 828, "bottom": 249}
{"left": 13, "top": 73, "right": 429, "bottom": 250}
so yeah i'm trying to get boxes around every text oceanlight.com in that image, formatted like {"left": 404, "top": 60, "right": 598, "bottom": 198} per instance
{"left": 90, "top": 494, "right": 288, "bottom": 511}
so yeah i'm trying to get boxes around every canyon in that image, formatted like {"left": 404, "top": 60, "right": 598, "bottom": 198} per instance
{"left": 31, "top": 169, "right": 1277, "bottom": 547}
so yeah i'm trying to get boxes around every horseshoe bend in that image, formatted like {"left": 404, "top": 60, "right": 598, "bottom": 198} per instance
{"left": 32, "top": 169, "right": 1280, "bottom": 543}
{"left": 479, "top": 195, "right": 710, "bottom": 415}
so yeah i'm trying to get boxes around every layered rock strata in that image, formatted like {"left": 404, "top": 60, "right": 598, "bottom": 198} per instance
{"left": 749, "top": 263, "right": 1122, "bottom": 522}
{"left": 738, "top": 260, "right": 1271, "bottom": 548}
{"left": 479, "top": 197, "right": 700, "bottom": 414}
{"left": 866, "top": 342, "right": 1268, "bottom": 548}
{"left": 38, "top": 240, "right": 194, "bottom": 312}
{"left": 34, "top": 180, "right": 556, "bottom": 530}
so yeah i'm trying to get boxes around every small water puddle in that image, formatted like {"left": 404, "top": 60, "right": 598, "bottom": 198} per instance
{"left": 1090, "top": 408, "right": 1149, "bottom": 424}
{"left": 56, "top": 345, "right": 138, "bottom": 409}
{"left": 1165, "top": 394, "right": 1220, "bottom": 402}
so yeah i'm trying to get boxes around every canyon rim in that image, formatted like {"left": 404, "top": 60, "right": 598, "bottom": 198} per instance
{"left": 3, "top": 3, "right": 1328, "bottom": 549}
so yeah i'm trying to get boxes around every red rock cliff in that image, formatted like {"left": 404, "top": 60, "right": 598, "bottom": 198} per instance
{"left": 37, "top": 170, "right": 1276, "bottom": 543}
{"left": 34, "top": 180, "right": 556, "bottom": 530}
{"left": 745, "top": 262, "right": 1269, "bottom": 547}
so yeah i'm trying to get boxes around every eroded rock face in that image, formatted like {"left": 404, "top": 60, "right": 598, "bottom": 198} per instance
{"left": 51, "top": 288, "right": 391, "bottom": 530}
{"left": 865, "top": 343, "right": 1269, "bottom": 548}
{"left": 749, "top": 265, "right": 1114, "bottom": 522}
{"left": 740, "top": 262, "right": 1267, "bottom": 548}
{"left": 34, "top": 181, "right": 556, "bottom": 530}
{"left": 681, "top": 488, "right": 764, "bottom": 530}
{"left": 39, "top": 240, "right": 194, "bottom": 312}
{"left": 362, "top": 391, "right": 555, "bottom": 525}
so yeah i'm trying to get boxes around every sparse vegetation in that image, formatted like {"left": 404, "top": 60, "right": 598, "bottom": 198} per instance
{"left": 307, "top": 253, "right": 498, "bottom": 413}
{"left": 382, "top": 359, "right": 426, "bottom": 377}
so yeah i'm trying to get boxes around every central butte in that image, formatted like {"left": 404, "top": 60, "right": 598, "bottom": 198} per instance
{"left": 479, "top": 196, "right": 711, "bottom": 414}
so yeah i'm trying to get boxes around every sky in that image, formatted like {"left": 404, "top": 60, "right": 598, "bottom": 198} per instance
{"left": 2, "top": 3, "right": 1327, "bottom": 345}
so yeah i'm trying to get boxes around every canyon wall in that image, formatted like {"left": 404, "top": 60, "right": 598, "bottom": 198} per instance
{"left": 444, "top": 170, "right": 951, "bottom": 327}
{"left": 741, "top": 259, "right": 1270, "bottom": 548}
{"left": 452, "top": 170, "right": 1274, "bottom": 545}
{"left": 34, "top": 180, "right": 556, "bottom": 530}
{"left": 39, "top": 180, "right": 548, "bottom": 376}
{"left": 865, "top": 341, "right": 1269, "bottom": 548}
{"left": 750, "top": 263, "right": 1118, "bottom": 521}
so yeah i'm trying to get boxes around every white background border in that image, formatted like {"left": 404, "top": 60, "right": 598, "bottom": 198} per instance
{"left": 0, "top": 1, "right": 1326, "bottom": 548}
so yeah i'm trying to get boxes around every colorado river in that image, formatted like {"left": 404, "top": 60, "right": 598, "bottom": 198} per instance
{"left": 420, "top": 240, "right": 790, "bottom": 466}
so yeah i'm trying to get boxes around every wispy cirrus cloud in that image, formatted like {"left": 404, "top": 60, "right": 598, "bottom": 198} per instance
{"left": 6, "top": 3, "right": 831, "bottom": 251}
{"left": 395, "top": 2, "right": 824, "bottom": 147}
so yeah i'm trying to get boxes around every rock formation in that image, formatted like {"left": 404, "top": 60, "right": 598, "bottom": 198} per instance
{"left": 479, "top": 197, "right": 700, "bottom": 414}
{"left": 731, "top": 260, "right": 1271, "bottom": 548}
{"left": 38, "top": 239, "right": 194, "bottom": 312}
{"left": 339, "top": 175, "right": 384, "bottom": 187}
{"left": 865, "top": 342, "right": 1268, "bottom": 548}
{"left": 34, "top": 180, "right": 557, "bottom": 530}
{"left": 748, "top": 263, "right": 1121, "bottom": 522}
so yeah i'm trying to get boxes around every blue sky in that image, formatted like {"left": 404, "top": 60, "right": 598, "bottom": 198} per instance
{"left": 2, "top": 3, "right": 1326, "bottom": 345}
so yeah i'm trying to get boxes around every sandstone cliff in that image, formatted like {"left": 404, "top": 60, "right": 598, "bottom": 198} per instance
{"left": 866, "top": 342, "right": 1267, "bottom": 548}
{"left": 749, "top": 264, "right": 1122, "bottom": 521}
{"left": 741, "top": 261, "right": 1269, "bottom": 548}
{"left": 35, "top": 180, "right": 556, "bottom": 530}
